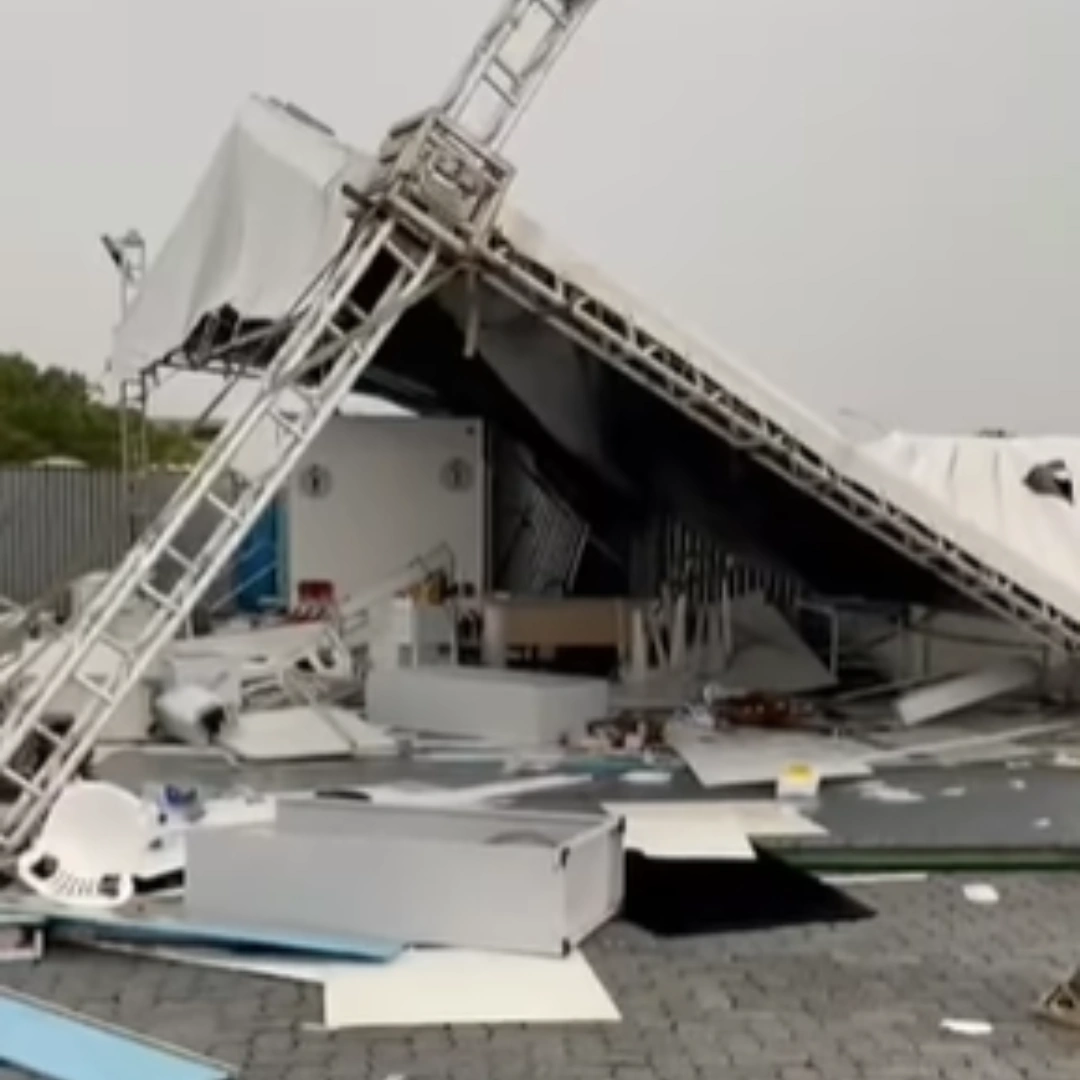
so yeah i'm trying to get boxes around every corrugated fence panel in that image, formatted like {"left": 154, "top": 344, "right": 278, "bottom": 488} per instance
{"left": 0, "top": 468, "right": 128, "bottom": 604}
{"left": 0, "top": 467, "right": 246, "bottom": 610}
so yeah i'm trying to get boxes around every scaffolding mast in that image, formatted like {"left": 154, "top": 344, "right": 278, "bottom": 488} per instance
{"left": 0, "top": 0, "right": 600, "bottom": 856}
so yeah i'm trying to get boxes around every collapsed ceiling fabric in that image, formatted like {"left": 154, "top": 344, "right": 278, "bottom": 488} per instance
{"left": 865, "top": 433, "right": 1080, "bottom": 602}
{"left": 110, "top": 97, "right": 373, "bottom": 377}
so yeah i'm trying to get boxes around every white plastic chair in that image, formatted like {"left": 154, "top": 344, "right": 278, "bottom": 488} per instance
{"left": 17, "top": 781, "right": 158, "bottom": 909}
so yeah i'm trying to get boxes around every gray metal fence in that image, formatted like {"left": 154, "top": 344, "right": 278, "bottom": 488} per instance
{"left": 0, "top": 466, "right": 241, "bottom": 609}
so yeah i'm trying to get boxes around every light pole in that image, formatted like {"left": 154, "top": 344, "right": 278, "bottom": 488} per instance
{"left": 101, "top": 229, "right": 149, "bottom": 540}
{"left": 101, "top": 229, "right": 146, "bottom": 321}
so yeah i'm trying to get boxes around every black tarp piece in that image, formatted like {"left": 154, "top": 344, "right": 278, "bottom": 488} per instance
{"left": 621, "top": 847, "right": 874, "bottom": 937}
{"left": 1024, "top": 459, "right": 1074, "bottom": 505}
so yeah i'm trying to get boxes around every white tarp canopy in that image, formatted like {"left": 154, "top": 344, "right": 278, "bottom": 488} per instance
{"left": 111, "top": 94, "right": 1080, "bottom": 634}
{"left": 865, "top": 433, "right": 1080, "bottom": 603}
{"left": 111, "top": 97, "right": 374, "bottom": 376}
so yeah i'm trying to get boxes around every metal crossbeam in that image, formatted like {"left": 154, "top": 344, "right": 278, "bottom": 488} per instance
{"left": 0, "top": 0, "right": 598, "bottom": 855}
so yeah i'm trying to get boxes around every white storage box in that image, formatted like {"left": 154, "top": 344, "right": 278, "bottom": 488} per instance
{"left": 185, "top": 798, "right": 625, "bottom": 956}
{"left": 365, "top": 666, "right": 610, "bottom": 744}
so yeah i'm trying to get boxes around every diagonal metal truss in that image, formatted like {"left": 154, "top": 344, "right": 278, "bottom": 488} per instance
{"left": 473, "top": 230, "right": 1080, "bottom": 656}
{"left": 0, "top": 0, "right": 600, "bottom": 856}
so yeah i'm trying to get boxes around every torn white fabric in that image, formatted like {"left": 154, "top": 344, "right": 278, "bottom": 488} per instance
{"left": 865, "top": 433, "right": 1080, "bottom": 618}
{"left": 110, "top": 96, "right": 373, "bottom": 376}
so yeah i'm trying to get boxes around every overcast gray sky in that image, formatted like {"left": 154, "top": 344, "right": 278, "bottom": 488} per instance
{"left": 2, "top": 0, "right": 1077, "bottom": 434}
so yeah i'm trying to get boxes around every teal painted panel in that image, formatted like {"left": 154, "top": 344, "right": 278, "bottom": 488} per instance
{"left": 0, "top": 992, "right": 230, "bottom": 1080}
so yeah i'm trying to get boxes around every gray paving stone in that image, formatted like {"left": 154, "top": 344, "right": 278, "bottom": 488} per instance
{"left": 4, "top": 875, "right": 1080, "bottom": 1079}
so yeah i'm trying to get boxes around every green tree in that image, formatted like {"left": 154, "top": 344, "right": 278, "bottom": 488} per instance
{"left": 0, "top": 353, "right": 203, "bottom": 468}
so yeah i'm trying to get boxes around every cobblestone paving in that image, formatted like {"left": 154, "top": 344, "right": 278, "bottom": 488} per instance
{"left": 3, "top": 874, "right": 1080, "bottom": 1079}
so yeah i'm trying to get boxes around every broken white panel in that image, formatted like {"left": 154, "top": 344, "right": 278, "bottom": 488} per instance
{"left": 218, "top": 706, "right": 398, "bottom": 762}
{"left": 323, "top": 947, "right": 621, "bottom": 1030}
{"left": 601, "top": 800, "right": 827, "bottom": 839}
{"left": 186, "top": 801, "right": 624, "bottom": 957}
{"left": 962, "top": 883, "right": 1001, "bottom": 906}
{"left": 88, "top": 942, "right": 620, "bottom": 1029}
{"left": 893, "top": 658, "right": 1041, "bottom": 727}
{"left": 612, "top": 813, "right": 754, "bottom": 861}
{"left": 863, "top": 719, "right": 1074, "bottom": 767}
{"left": 820, "top": 872, "right": 929, "bottom": 886}
{"left": 667, "top": 724, "right": 872, "bottom": 790}
{"left": 366, "top": 666, "right": 609, "bottom": 744}
{"left": 351, "top": 773, "right": 590, "bottom": 807}
{"left": 940, "top": 1018, "right": 994, "bottom": 1037}
{"left": 852, "top": 779, "right": 925, "bottom": 805}
{"left": 717, "top": 593, "right": 836, "bottom": 694}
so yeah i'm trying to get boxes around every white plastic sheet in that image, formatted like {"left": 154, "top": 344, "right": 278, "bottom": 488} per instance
{"left": 865, "top": 433, "right": 1080, "bottom": 604}
{"left": 111, "top": 97, "right": 373, "bottom": 376}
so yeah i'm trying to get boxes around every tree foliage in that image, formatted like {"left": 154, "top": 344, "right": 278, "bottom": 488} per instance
{"left": 0, "top": 353, "right": 203, "bottom": 468}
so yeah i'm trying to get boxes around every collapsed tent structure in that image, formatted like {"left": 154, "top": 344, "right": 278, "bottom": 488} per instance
{"left": 109, "top": 93, "right": 1080, "bottom": 628}
{"left": 1, "top": 0, "right": 1079, "bottom": 860}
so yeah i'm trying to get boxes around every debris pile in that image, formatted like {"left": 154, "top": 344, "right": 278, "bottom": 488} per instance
{"left": 1, "top": 574, "right": 1072, "bottom": 1050}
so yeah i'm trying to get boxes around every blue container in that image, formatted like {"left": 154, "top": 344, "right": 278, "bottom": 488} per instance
{"left": 234, "top": 499, "right": 284, "bottom": 613}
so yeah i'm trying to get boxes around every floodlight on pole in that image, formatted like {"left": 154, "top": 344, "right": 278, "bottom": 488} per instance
{"left": 100, "top": 229, "right": 146, "bottom": 319}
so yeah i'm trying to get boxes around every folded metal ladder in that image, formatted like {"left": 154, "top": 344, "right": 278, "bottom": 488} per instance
{"left": 0, "top": 0, "right": 600, "bottom": 855}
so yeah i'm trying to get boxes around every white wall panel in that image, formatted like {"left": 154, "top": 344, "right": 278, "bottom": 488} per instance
{"left": 285, "top": 416, "right": 485, "bottom": 605}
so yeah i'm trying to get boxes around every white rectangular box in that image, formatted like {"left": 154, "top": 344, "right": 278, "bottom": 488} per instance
{"left": 185, "top": 799, "right": 625, "bottom": 956}
{"left": 365, "top": 666, "right": 610, "bottom": 744}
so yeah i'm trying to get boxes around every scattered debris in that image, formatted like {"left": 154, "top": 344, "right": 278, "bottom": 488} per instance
{"left": 893, "top": 659, "right": 1041, "bottom": 727}
{"left": 865, "top": 719, "right": 1072, "bottom": 768}
{"left": 853, "top": 780, "right": 926, "bottom": 805}
{"left": 667, "top": 724, "right": 872, "bottom": 790}
{"left": 1037, "top": 967, "right": 1080, "bottom": 1029}
{"left": 1009, "top": 778, "right": 1028, "bottom": 792}
{"left": 962, "top": 883, "right": 1001, "bottom": 906}
{"left": 940, "top": 1018, "right": 994, "bottom": 1037}
{"left": 820, "top": 872, "right": 929, "bottom": 886}
{"left": 619, "top": 769, "right": 674, "bottom": 786}
{"left": 940, "top": 786, "right": 967, "bottom": 798}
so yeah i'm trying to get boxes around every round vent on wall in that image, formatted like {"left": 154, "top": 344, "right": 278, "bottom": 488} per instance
{"left": 299, "top": 464, "right": 333, "bottom": 499}
{"left": 440, "top": 457, "right": 475, "bottom": 493}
